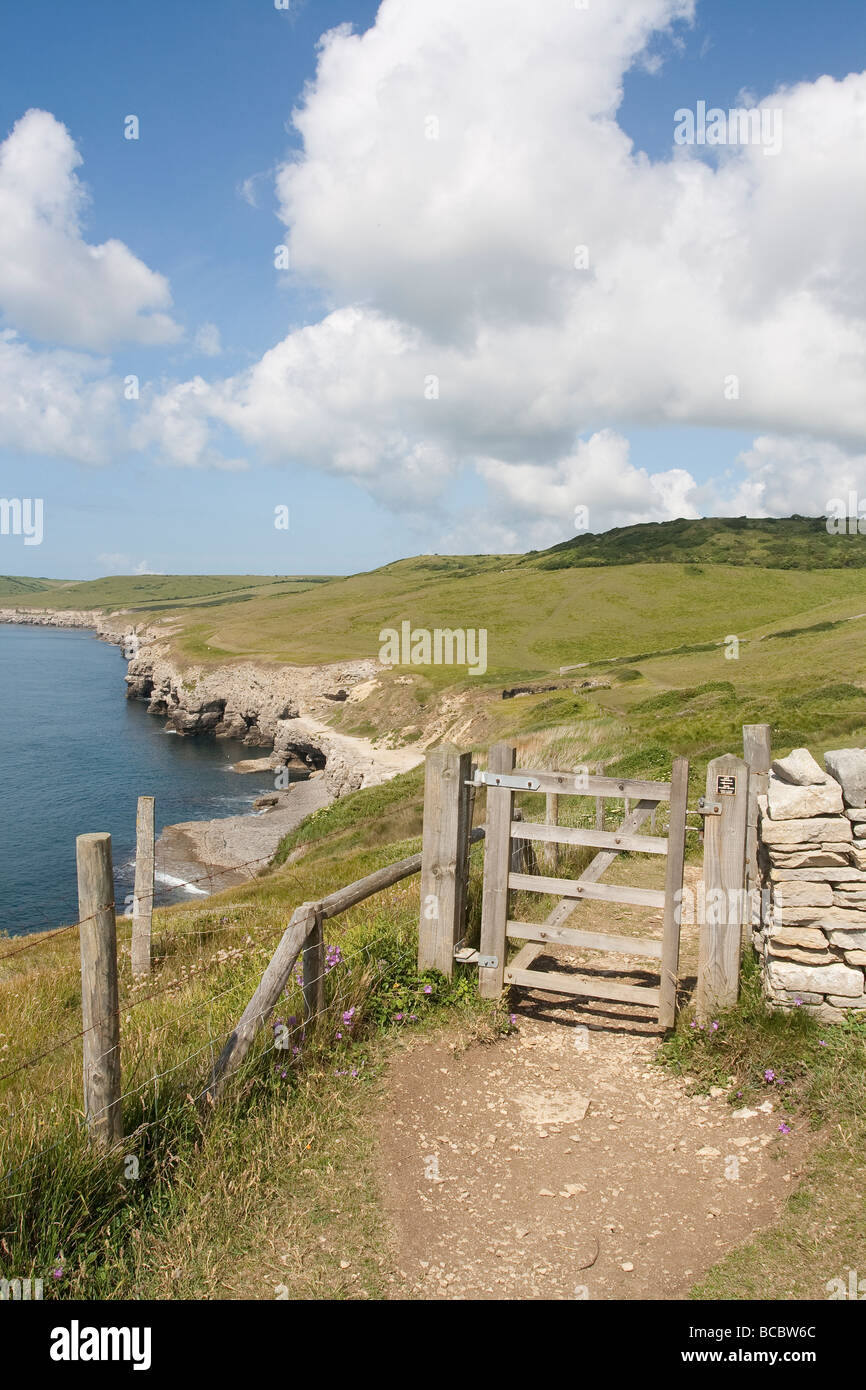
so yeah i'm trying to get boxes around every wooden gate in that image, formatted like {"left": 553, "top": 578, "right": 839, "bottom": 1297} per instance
{"left": 478, "top": 744, "right": 689, "bottom": 1028}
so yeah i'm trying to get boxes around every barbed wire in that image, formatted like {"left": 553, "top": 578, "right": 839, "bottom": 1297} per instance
{"left": 1, "top": 929, "right": 418, "bottom": 1187}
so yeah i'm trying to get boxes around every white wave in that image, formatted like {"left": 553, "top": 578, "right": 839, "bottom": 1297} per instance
{"left": 155, "top": 871, "right": 208, "bottom": 896}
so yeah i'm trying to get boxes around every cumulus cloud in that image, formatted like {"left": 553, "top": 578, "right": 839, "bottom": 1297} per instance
{"left": 130, "top": 0, "right": 864, "bottom": 534}
{"left": 3, "top": 1, "right": 866, "bottom": 547}
{"left": 0, "top": 109, "right": 181, "bottom": 350}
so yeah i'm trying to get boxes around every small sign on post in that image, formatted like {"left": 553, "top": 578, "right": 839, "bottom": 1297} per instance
{"left": 697, "top": 754, "right": 750, "bottom": 1019}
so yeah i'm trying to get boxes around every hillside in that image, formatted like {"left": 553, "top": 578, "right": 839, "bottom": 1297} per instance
{"left": 527, "top": 515, "right": 866, "bottom": 570}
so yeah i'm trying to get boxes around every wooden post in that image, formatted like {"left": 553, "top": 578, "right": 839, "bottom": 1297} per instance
{"left": 595, "top": 763, "right": 605, "bottom": 833}
{"left": 742, "top": 724, "right": 771, "bottom": 946}
{"left": 131, "top": 795, "right": 155, "bottom": 977}
{"left": 697, "top": 754, "right": 750, "bottom": 1019}
{"left": 454, "top": 762, "right": 477, "bottom": 950}
{"left": 479, "top": 742, "right": 515, "bottom": 998}
{"left": 658, "top": 757, "right": 689, "bottom": 1029}
{"left": 418, "top": 743, "right": 473, "bottom": 977}
{"left": 543, "top": 793, "right": 559, "bottom": 872}
{"left": 76, "top": 833, "right": 122, "bottom": 1150}
{"left": 302, "top": 910, "right": 324, "bottom": 1022}
{"left": 211, "top": 902, "right": 318, "bottom": 1096}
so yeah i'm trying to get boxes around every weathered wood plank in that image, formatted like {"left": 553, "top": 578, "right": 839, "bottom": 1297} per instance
{"left": 418, "top": 744, "right": 473, "bottom": 977}
{"left": 742, "top": 724, "right": 771, "bottom": 945}
{"left": 506, "top": 921, "right": 662, "bottom": 958}
{"left": 76, "top": 833, "right": 122, "bottom": 1150}
{"left": 131, "top": 795, "right": 155, "bottom": 978}
{"left": 479, "top": 743, "right": 515, "bottom": 998}
{"left": 658, "top": 756, "right": 689, "bottom": 1029}
{"left": 511, "top": 821, "right": 668, "bottom": 855}
{"left": 506, "top": 940, "right": 542, "bottom": 974}
{"left": 503, "top": 965, "right": 661, "bottom": 1007}
{"left": 508, "top": 872, "right": 665, "bottom": 909}
{"left": 697, "top": 754, "right": 749, "bottom": 1019}
{"left": 515, "top": 769, "right": 671, "bottom": 801}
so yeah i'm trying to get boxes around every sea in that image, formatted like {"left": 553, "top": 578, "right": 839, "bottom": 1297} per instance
{"left": 0, "top": 623, "right": 277, "bottom": 938}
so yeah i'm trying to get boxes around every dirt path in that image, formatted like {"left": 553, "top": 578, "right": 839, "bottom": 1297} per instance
{"left": 378, "top": 971, "right": 812, "bottom": 1300}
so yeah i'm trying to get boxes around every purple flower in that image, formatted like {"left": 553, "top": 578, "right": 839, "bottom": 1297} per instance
{"left": 423, "top": 985, "right": 433, "bottom": 995}
{"left": 342, "top": 1007, "right": 356, "bottom": 1026}
{"left": 778, "top": 1122, "right": 791, "bottom": 1134}
{"left": 793, "top": 997, "right": 803, "bottom": 1007}
{"left": 52, "top": 1268, "right": 63, "bottom": 1280}
{"left": 764, "top": 1068, "right": 775, "bottom": 1082}
{"left": 710, "top": 1021, "right": 719, "bottom": 1031}
{"left": 395, "top": 1012, "right": 404, "bottom": 1021}
{"left": 818, "top": 1040, "right": 828, "bottom": 1047}
{"left": 335, "top": 1031, "right": 342, "bottom": 1040}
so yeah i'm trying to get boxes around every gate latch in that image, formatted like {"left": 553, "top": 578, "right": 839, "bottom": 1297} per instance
{"left": 697, "top": 797, "right": 722, "bottom": 816}
{"left": 478, "top": 955, "right": 499, "bottom": 969}
{"left": 471, "top": 771, "right": 541, "bottom": 791}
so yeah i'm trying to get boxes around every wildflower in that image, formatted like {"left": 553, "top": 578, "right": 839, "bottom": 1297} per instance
{"left": 342, "top": 1007, "right": 356, "bottom": 1026}
{"left": 52, "top": 1268, "right": 63, "bottom": 1280}
{"left": 423, "top": 984, "right": 433, "bottom": 995}
{"left": 335, "top": 1031, "right": 342, "bottom": 1040}
{"left": 818, "top": 1040, "right": 828, "bottom": 1047}
{"left": 408, "top": 1014, "right": 418, "bottom": 1022}
{"left": 351, "top": 1068, "right": 359, "bottom": 1078}
{"left": 793, "top": 997, "right": 803, "bottom": 1007}
{"left": 395, "top": 1012, "right": 404, "bottom": 1021}
{"left": 292, "top": 1045, "right": 301, "bottom": 1056}
{"left": 778, "top": 1122, "right": 791, "bottom": 1135}
{"left": 509, "top": 1013, "right": 517, "bottom": 1025}
{"left": 690, "top": 1020, "right": 697, "bottom": 1029}
{"left": 764, "top": 1068, "right": 775, "bottom": 1082}
{"left": 710, "top": 1021, "right": 719, "bottom": 1031}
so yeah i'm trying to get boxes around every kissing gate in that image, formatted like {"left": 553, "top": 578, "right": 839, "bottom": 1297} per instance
{"left": 418, "top": 741, "right": 690, "bottom": 1028}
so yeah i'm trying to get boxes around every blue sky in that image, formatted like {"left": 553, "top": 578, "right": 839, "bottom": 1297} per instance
{"left": 0, "top": 0, "right": 863, "bottom": 578}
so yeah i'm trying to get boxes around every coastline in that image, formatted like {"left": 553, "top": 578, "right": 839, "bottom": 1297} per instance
{"left": 1, "top": 607, "right": 424, "bottom": 913}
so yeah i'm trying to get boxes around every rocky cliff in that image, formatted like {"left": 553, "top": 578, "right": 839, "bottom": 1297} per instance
{"left": 1, "top": 604, "right": 420, "bottom": 797}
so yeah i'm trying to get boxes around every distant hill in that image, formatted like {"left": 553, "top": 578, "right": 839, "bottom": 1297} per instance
{"left": 525, "top": 516, "right": 866, "bottom": 571}
{"left": 0, "top": 575, "right": 65, "bottom": 597}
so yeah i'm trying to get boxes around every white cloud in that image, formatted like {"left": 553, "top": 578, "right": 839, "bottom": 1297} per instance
{"left": 0, "top": 330, "right": 122, "bottom": 465}
{"left": 97, "top": 554, "right": 163, "bottom": 575}
{"left": 194, "top": 323, "right": 222, "bottom": 357}
{"left": 132, "top": 0, "right": 864, "bottom": 529}
{"left": 3, "top": 2, "right": 866, "bottom": 549}
{"left": 0, "top": 109, "right": 181, "bottom": 350}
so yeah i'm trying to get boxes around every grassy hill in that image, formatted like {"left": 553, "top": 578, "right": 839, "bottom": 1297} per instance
{"left": 0, "top": 572, "right": 335, "bottom": 611}
{"left": 527, "top": 515, "right": 866, "bottom": 570}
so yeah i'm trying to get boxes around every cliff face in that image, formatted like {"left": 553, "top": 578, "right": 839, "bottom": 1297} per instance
{"left": 2, "top": 605, "right": 423, "bottom": 797}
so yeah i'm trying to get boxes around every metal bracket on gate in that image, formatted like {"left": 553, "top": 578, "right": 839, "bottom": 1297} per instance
{"left": 469, "top": 771, "right": 541, "bottom": 791}
{"left": 454, "top": 946, "right": 498, "bottom": 968}
{"left": 697, "top": 796, "right": 722, "bottom": 816}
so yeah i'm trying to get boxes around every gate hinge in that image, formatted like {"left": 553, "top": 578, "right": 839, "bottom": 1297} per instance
{"left": 697, "top": 797, "right": 722, "bottom": 816}
{"left": 453, "top": 948, "right": 498, "bottom": 969}
{"left": 470, "top": 771, "right": 541, "bottom": 791}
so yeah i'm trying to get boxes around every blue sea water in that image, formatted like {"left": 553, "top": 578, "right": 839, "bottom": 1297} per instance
{"left": 0, "top": 624, "right": 276, "bottom": 937}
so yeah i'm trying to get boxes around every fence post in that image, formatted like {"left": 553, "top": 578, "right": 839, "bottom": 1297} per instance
{"left": 302, "top": 909, "right": 325, "bottom": 1022}
{"left": 479, "top": 742, "right": 516, "bottom": 998}
{"left": 132, "top": 795, "right": 155, "bottom": 977}
{"left": 76, "top": 833, "right": 122, "bottom": 1150}
{"left": 418, "top": 743, "right": 473, "bottom": 977}
{"left": 742, "top": 724, "right": 771, "bottom": 946}
{"left": 658, "top": 756, "right": 689, "bottom": 1029}
{"left": 697, "top": 754, "right": 750, "bottom": 1019}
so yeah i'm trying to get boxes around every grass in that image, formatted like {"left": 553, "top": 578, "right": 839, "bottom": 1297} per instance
{"left": 659, "top": 957, "right": 866, "bottom": 1300}
{"left": 0, "top": 791, "right": 505, "bottom": 1300}
{"left": 3, "top": 514, "right": 866, "bottom": 1299}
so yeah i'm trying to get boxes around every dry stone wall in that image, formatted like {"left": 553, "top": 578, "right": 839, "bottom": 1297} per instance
{"left": 756, "top": 745, "right": 866, "bottom": 1022}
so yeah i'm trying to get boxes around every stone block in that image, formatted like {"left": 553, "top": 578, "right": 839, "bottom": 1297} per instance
{"left": 824, "top": 749, "right": 866, "bottom": 807}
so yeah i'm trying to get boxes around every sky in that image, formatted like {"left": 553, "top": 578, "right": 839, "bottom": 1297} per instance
{"left": 0, "top": 0, "right": 863, "bottom": 579}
